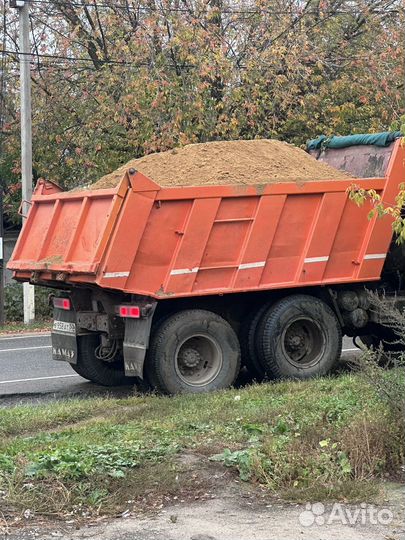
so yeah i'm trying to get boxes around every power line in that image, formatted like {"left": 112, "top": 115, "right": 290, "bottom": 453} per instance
{"left": 5, "top": 0, "right": 399, "bottom": 63}
{"left": 2, "top": 0, "right": 399, "bottom": 70}
{"left": 2, "top": 48, "right": 149, "bottom": 65}
{"left": 2, "top": 46, "right": 383, "bottom": 64}
{"left": 22, "top": 0, "right": 403, "bottom": 16}
{"left": 2, "top": 47, "right": 386, "bottom": 76}
{"left": 2, "top": 48, "right": 200, "bottom": 69}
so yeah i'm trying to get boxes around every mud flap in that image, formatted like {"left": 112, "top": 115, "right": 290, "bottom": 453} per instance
{"left": 51, "top": 308, "right": 78, "bottom": 364}
{"left": 123, "top": 311, "right": 155, "bottom": 378}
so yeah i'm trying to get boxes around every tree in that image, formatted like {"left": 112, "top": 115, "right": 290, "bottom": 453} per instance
{"left": 0, "top": 0, "right": 403, "bottom": 221}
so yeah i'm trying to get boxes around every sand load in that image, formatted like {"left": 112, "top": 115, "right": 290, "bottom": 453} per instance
{"left": 90, "top": 139, "right": 350, "bottom": 189}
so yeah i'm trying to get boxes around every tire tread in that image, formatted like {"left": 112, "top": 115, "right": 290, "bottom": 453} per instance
{"left": 257, "top": 294, "right": 342, "bottom": 379}
{"left": 147, "top": 309, "right": 241, "bottom": 394}
{"left": 76, "top": 334, "right": 132, "bottom": 386}
{"left": 239, "top": 304, "right": 269, "bottom": 380}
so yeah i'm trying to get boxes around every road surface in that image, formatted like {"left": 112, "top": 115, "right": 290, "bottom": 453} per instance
{"left": 0, "top": 333, "right": 360, "bottom": 404}
{"left": 0, "top": 333, "right": 135, "bottom": 404}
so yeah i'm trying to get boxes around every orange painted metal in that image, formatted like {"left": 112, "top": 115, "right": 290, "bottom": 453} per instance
{"left": 8, "top": 141, "right": 404, "bottom": 299}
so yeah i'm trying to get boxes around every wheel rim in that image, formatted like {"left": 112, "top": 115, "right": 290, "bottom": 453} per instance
{"left": 175, "top": 334, "right": 223, "bottom": 387}
{"left": 281, "top": 317, "right": 325, "bottom": 368}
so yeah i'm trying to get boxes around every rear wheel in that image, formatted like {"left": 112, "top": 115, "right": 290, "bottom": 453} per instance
{"left": 257, "top": 295, "right": 342, "bottom": 379}
{"left": 239, "top": 304, "right": 269, "bottom": 380}
{"left": 72, "top": 334, "right": 134, "bottom": 386}
{"left": 70, "top": 361, "right": 93, "bottom": 381}
{"left": 147, "top": 309, "right": 241, "bottom": 394}
{"left": 144, "top": 314, "right": 173, "bottom": 390}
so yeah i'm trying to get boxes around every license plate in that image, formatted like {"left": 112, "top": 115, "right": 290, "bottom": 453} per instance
{"left": 53, "top": 320, "right": 76, "bottom": 335}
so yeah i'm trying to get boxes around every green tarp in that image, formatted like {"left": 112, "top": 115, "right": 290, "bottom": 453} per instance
{"left": 307, "top": 131, "right": 402, "bottom": 151}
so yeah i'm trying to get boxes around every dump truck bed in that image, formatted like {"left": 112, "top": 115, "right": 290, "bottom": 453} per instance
{"left": 8, "top": 140, "right": 403, "bottom": 299}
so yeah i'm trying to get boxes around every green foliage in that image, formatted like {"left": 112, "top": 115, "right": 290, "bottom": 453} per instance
{"left": 0, "top": 320, "right": 51, "bottom": 333}
{"left": 0, "top": 152, "right": 23, "bottom": 226}
{"left": 348, "top": 179, "right": 405, "bottom": 244}
{"left": 1, "top": 1, "right": 403, "bottom": 221}
{"left": 24, "top": 441, "right": 176, "bottom": 480}
{"left": 4, "top": 283, "right": 52, "bottom": 322}
{"left": 351, "top": 308, "right": 405, "bottom": 420}
{"left": 210, "top": 447, "right": 267, "bottom": 481}
{"left": 0, "top": 454, "right": 15, "bottom": 474}
{"left": 210, "top": 426, "right": 354, "bottom": 485}
{"left": 0, "top": 374, "right": 402, "bottom": 515}
{"left": 390, "top": 114, "right": 405, "bottom": 135}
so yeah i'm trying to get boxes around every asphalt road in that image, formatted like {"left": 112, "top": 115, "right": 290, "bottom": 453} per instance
{"left": 0, "top": 333, "right": 136, "bottom": 405}
{"left": 0, "top": 333, "right": 360, "bottom": 404}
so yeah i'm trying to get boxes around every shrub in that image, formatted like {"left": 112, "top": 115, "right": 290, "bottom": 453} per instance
{"left": 4, "top": 282, "right": 52, "bottom": 321}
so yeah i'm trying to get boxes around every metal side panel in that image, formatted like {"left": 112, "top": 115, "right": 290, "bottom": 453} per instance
{"left": 8, "top": 183, "right": 127, "bottom": 278}
{"left": 109, "top": 172, "right": 397, "bottom": 299}
{"left": 310, "top": 143, "right": 394, "bottom": 178}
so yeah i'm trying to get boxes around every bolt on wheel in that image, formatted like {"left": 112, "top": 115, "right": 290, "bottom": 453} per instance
{"left": 256, "top": 295, "right": 342, "bottom": 380}
{"left": 281, "top": 318, "right": 325, "bottom": 368}
{"left": 175, "top": 334, "right": 223, "bottom": 387}
{"left": 147, "top": 309, "right": 240, "bottom": 394}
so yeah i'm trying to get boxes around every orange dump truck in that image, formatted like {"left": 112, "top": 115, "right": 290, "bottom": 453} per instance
{"left": 7, "top": 138, "right": 404, "bottom": 393}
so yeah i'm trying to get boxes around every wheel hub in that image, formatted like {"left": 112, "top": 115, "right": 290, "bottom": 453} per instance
{"left": 178, "top": 347, "right": 202, "bottom": 368}
{"left": 281, "top": 318, "right": 324, "bottom": 367}
{"left": 285, "top": 330, "right": 306, "bottom": 352}
{"left": 175, "top": 334, "right": 223, "bottom": 387}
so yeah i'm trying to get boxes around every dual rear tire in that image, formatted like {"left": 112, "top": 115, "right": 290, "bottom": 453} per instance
{"left": 72, "top": 295, "right": 342, "bottom": 393}
{"left": 70, "top": 310, "right": 241, "bottom": 394}
{"left": 71, "top": 334, "right": 133, "bottom": 386}
{"left": 240, "top": 295, "right": 342, "bottom": 380}
{"left": 145, "top": 295, "right": 341, "bottom": 392}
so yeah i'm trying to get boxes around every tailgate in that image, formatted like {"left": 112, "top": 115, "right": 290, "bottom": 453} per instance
{"left": 8, "top": 179, "right": 127, "bottom": 279}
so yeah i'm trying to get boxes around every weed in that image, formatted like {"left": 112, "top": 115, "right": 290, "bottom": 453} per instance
{"left": 24, "top": 441, "right": 179, "bottom": 480}
{"left": 210, "top": 448, "right": 266, "bottom": 481}
{"left": 0, "top": 374, "right": 402, "bottom": 516}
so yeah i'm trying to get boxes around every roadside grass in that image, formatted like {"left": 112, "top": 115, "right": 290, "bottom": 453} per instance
{"left": 0, "top": 372, "right": 404, "bottom": 517}
{"left": 0, "top": 319, "right": 51, "bottom": 335}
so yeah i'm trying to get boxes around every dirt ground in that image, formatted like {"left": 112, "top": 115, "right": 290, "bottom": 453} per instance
{"left": 3, "top": 470, "right": 404, "bottom": 540}
{"left": 4, "top": 488, "right": 404, "bottom": 540}
{"left": 1, "top": 393, "right": 403, "bottom": 540}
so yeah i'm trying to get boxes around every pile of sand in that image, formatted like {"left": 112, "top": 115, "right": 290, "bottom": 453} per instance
{"left": 90, "top": 139, "right": 350, "bottom": 189}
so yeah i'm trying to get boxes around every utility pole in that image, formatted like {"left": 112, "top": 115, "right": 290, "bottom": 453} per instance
{"left": 0, "top": 194, "right": 4, "bottom": 326}
{"left": 11, "top": 0, "right": 35, "bottom": 324}
{"left": 0, "top": 39, "right": 5, "bottom": 327}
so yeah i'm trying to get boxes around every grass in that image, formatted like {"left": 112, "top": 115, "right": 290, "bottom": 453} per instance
{"left": 0, "top": 319, "right": 51, "bottom": 334}
{"left": 0, "top": 373, "right": 404, "bottom": 517}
